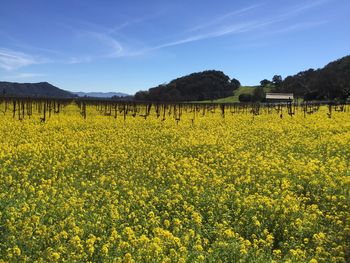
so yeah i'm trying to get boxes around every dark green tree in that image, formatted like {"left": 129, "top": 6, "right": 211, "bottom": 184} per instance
{"left": 276, "top": 55, "right": 350, "bottom": 100}
{"left": 252, "top": 87, "right": 266, "bottom": 102}
{"left": 238, "top": 93, "right": 252, "bottom": 102}
{"left": 134, "top": 70, "right": 240, "bottom": 101}
{"left": 260, "top": 79, "right": 271, "bottom": 87}
{"left": 231, "top": 78, "right": 241, "bottom": 89}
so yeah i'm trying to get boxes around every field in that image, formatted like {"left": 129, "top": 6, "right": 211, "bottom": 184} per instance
{"left": 0, "top": 102, "right": 349, "bottom": 262}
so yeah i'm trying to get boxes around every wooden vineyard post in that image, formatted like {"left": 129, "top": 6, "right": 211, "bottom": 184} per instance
{"left": 41, "top": 101, "right": 46, "bottom": 122}
{"left": 328, "top": 103, "right": 332, "bottom": 118}
{"left": 123, "top": 104, "right": 126, "bottom": 122}
{"left": 13, "top": 100, "right": 16, "bottom": 118}
{"left": 220, "top": 104, "right": 225, "bottom": 118}
{"left": 20, "top": 101, "right": 24, "bottom": 120}
{"left": 81, "top": 102, "right": 87, "bottom": 119}
{"left": 287, "top": 99, "right": 295, "bottom": 116}
{"left": 162, "top": 104, "right": 167, "bottom": 121}
{"left": 48, "top": 101, "right": 52, "bottom": 119}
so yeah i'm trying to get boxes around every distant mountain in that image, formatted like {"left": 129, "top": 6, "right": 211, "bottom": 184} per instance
{"left": 135, "top": 70, "right": 241, "bottom": 101}
{"left": 73, "top": 91, "right": 129, "bottom": 98}
{"left": 0, "top": 81, "right": 74, "bottom": 98}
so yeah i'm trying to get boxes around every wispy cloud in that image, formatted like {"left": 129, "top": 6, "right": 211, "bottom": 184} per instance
{"left": 0, "top": 31, "right": 63, "bottom": 57}
{"left": 263, "top": 0, "right": 331, "bottom": 24}
{"left": 58, "top": 4, "right": 269, "bottom": 61}
{"left": 0, "top": 48, "right": 44, "bottom": 70}
{"left": 146, "top": 0, "right": 331, "bottom": 51}
{"left": 150, "top": 22, "right": 259, "bottom": 50}
{"left": 75, "top": 11, "right": 164, "bottom": 36}
{"left": 61, "top": 10, "right": 169, "bottom": 62}
{"left": 107, "top": 12, "right": 164, "bottom": 35}
{"left": 9, "top": 0, "right": 328, "bottom": 66}
{"left": 3, "top": 72, "right": 46, "bottom": 79}
{"left": 288, "top": 0, "right": 330, "bottom": 14}
{"left": 85, "top": 31, "right": 123, "bottom": 57}
{"left": 265, "top": 20, "right": 330, "bottom": 35}
{"left": 67, "top": 56, "right": 93, "bottom": 64}
{"left": 185, "top": 3, "right": 265, "bottom": 33}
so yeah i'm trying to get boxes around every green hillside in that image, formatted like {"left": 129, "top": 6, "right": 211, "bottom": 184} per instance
{"left": 135, "top": 70, "right": 240, "bottom": 102}
{"left": 197, "top": 85, "right": 270, "bottom": 103}
{"left": 227, "top": 86, "right": 257, "bottom": 102}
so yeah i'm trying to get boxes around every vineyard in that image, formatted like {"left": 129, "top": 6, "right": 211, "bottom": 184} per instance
{"left": 0, "top": 99, "right": 349, "bottom": 262}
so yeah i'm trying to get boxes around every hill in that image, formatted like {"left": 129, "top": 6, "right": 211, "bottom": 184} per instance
{"left": 0, "top": 81, "right": 74, "bottom": 98}
{"left": 134, "top": 55, "right": 350, "bottom": 103}
{"left": 134, "top": 70, "right": 241, "bottom": 102}
{"left": 278, "top": 55, "right": 350, "bottom": 100}
{"left": 73, "top": 91, "right": 129, "bottom": 98}
{"left": 193, "top": 86, "right": 256, "bottom": 103}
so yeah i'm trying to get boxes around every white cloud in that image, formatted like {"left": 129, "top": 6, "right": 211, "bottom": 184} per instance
{"left": 108, "top": 14, "right": 160, "bottom": 35}
{"left": 265, "top": 20, "right": 330, "bottom": 35}
{"left": 70, "top": 30, "right": 125, "bottom": 61}
{"left": 185, "top": 3, "right": 265, "bottom": 33}
{"left": 67, "top": 56, "right": 93, "bottom": 64}
{"left": 150, "top": 22, "right": 259, "bottom": 50}
{"left": 19, "top": 0, "right": 328, "bottom": 65}
{"left": 0, "top": 48, "right": 41, "bottom": 70}
{"left": 3, "top": 72, "right": 46, "bottom": 79}
{"left": 289, "top": 0, "right": 330, "bottom": 14}
{"left": 86, "top": 31, "right": 123, "bottom": 57}
{"left": 146, "top": 0, "right": 331, "bottom": 51}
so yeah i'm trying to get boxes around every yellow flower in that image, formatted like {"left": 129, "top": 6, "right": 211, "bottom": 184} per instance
{"left": 194, "top": 244, "right": 203, "bottom": 252}
{"left": 0, "top": 103, "right": 349, "bottom": 261}
{"left": 198, "top": 255, "right": 205, "bottom": 261}
{"left": 13, "top": 246, "right": 21, "bottom": 256}
{"left": 163, "top": 219, "right": 170, "bottom": 228}
{"left": 123, "top": 253, "right": 132, "bottom": 263}
{"left": 50, "top": 252, "right": 60, "bottom": 261}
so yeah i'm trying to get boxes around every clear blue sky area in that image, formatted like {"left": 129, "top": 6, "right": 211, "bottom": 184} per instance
{"left": 0, "top": 0, "right": 349, "bottom": 94}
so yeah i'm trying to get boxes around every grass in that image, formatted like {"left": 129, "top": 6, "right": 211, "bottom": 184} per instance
{"left": 192, "top": 86, "right": 256, "bottom": 103}
{"left": 195, "top": 85, "right": 274, "bottom": 103}
{"left": 225, "top": 85, "right": 258, "bottom": 102}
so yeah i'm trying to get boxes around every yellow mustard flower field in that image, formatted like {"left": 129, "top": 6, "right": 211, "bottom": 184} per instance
{"left": 0, "top": 103, "right": 349, "bottom": 262}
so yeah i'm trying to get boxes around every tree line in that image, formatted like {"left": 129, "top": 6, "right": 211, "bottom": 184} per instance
{"left": 135, "top": 70, "right": 241, "bottom": 102}
{"left": 239, "top": 55, "right": 350, "bottom": 102}
{"left": 135, "top": 55, "right": 350, "bottom": 103}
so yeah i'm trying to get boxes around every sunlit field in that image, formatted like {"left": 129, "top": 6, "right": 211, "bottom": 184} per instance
{"left": 0, "top": 103, "right": 349, "bottom": 262}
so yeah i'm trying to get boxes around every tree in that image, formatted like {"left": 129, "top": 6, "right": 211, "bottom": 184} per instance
{"left": 259, "top": 55, "right": 350, "bottom": 100}
{"left": 231, "top": 78, "right": 241, "bottom": 90}
{"left": 272, "top": 75, "right": 283, "bottom": 85}
{"left": 134, "top": 70, "right": 240, "bottom": 101}
{"left": 134, "top": 91, "right": 150, "bottom": 101}
{"left": 272, "top": 75, "right": 283, "bottom": 92}
{"left": 252, "top": 87, "right": 266, "bottom": 102}
{"left": 260, "top": 79, "right": 271, "bottom": 87}
{"left": 238, "top": 93, "right": 252, "bottom": 102}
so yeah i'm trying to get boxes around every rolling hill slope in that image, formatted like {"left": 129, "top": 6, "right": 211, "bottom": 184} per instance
{"left": 0, "top": 81, "right": 74, "bottom": 98}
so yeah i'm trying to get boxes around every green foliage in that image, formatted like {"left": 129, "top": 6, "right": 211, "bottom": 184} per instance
{"left": 239, "top": 93, "right": 253, "bottom": 102}
{"left": 193, "top": 86, "right": 257, "bottom": 103}
{"left": 226, "top": 86, "right": 257, "bottom": 102}
{"left": 260, "top": 79, "right": 272, "bottom": 87}
{"left": 135, "top": 70, "right": 240, "bottom": 102}
{"left": 278, "top": 55, "right": 350, "bottom": 100}
{"left": 196, "top": 86, "right": 270, "bottom": 103}
{"left": 252, "top": 87, "right": 266, "bottom": 102}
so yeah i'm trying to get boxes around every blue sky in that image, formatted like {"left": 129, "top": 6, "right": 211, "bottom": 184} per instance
{"left": 0, "top": 0, "right": 349, "bottom": 94}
